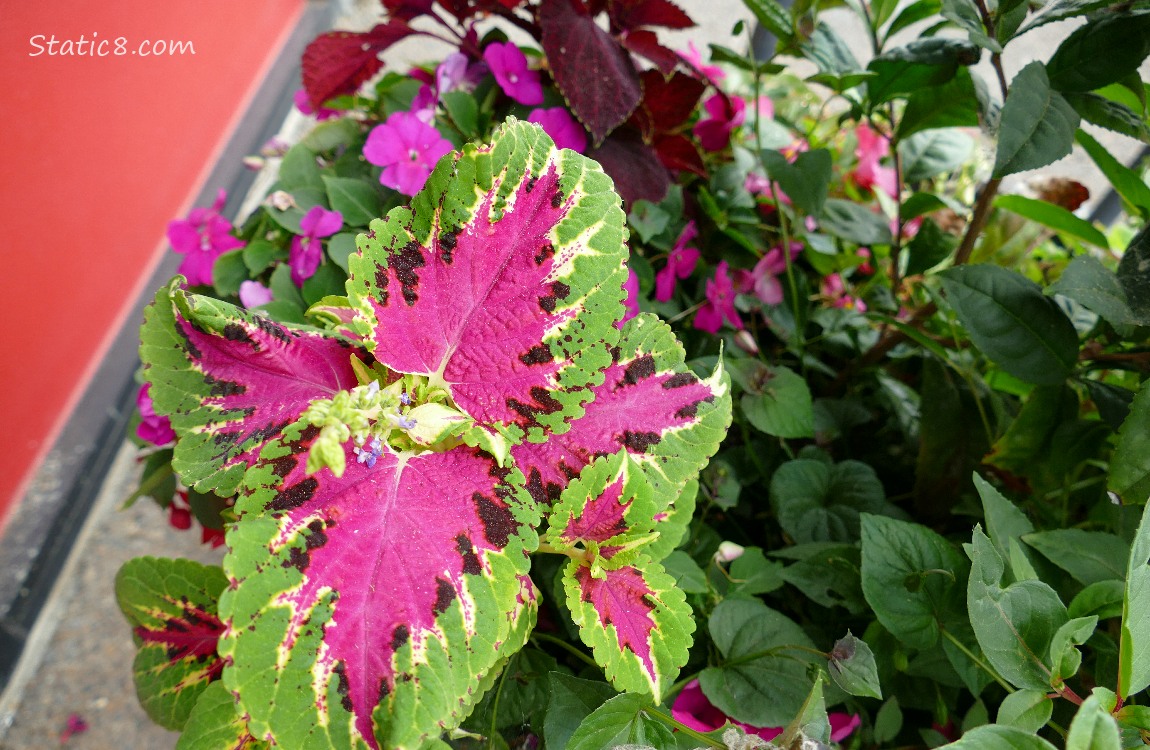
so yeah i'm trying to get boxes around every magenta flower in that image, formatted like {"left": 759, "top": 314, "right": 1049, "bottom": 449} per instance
{"left": 364, "top": 110, "right": 454, "bottom": 197}
{"left": 735, "top": 242, "right": 802, "bottom": 305}
{"left": 483, "top": 42, "right": 544, "bottom": 105}
{"left": 672, "top": 679, "right": 861, "bottom": 743}
{"left": 293, "top": 89, "right": 340, "bottom": 121}
{"left": 620, "top": 268, "right": 641, "bottom": 326}
{"left": 693, "top": 93, "right": 746, "bottom": 152}
{"left": 822, "top": 273, "right": 868, "bottom": 312}
{"left": 137, "top": 383, "right": 176, "bottom": 446}
{"left": 59, "top": 713, "right": 89, "bottom": 743}
{"left": 694, "top": 261, "right": 743, "bottom": 333}
{"left": 167, "top": 189, "right": 245, "bottom": 286}
{"left": 528, "top": 107, "right": 587, "bottom": 153}
{"left": 290, "top": 206, "right": 343, "bottom": 286}
{"left": 679, "top": 41, "right": 725, "bottom": 85}
{"left": 239, "top": 280, "right": 274, "bottom": 308}
{"left": 853, "top": 123, "right": 898, "bottom": 198}
{"left": 655, "top": 221, "right": 700, "bottom": 302}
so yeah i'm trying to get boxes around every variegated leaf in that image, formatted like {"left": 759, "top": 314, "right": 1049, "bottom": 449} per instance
{"left": 141, "top": 280, "right": 365, "bottom": 495}
{"left": 219, "top": 421, "right": 539, "bottom": 750}
{"left": 512, "top": 313, "right": 730, "bottom": 507}
{"left": 348, "top": 119, "right": 628, "bottom": 442}
{"left": 175, "top": 681, "right": 268, "bottom": 750}
{"left": 115, "top": 556, "right": 229, "bottom": 731}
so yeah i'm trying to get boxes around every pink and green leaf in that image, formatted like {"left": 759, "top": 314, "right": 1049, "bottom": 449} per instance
{"left": 512, "top": 312, "right": 730, "bottom": 509}
{"left": 114, "top": 556, "right": 229, "bottom": 731}
{"left": 141, "top": 280, "right": 366, "bottom": 495}
{"left": 546, "top": 452, "right": 657, "bottom": 550}
{"left": 175, "top": 681, "right": 269, "bottom": 750}
{"left": 219, "top": 421, "right": 539, "bottom": 750}
{"left": 347, "top": 119, "right": 628, "bottom": 443}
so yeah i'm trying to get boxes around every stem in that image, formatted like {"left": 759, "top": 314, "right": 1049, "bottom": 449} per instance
{"left": 1052, "top": 683, "right": 1085, "bottom": 706}
{"left": 971, "top": 0, "right": 1009, "bottom": 100}
{"left": 953, "top": 177, "right": 1002, "bottom": 266}
{"left": 531, "top": 632, "right": 601, "bottom": 671}
{"left": 649, "top": 710, "right": 730, "bottom": 749}
{"left": 942, "top": 629, "right": 1015, "bottom": 694}
{"left": 487, "top": 659, "right": 510, "bottom": 750}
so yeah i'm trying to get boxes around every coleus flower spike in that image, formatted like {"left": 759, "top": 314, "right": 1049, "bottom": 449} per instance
{"left": 138, "top": 120, "right": 730, "bottom": 748}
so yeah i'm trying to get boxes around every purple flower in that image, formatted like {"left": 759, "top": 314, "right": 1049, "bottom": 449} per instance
{"left": 364, "top": 111, "right": 454, "bottom": 197}
{"left": 655, "top": 221, "right": 700, "bottom": 302}
{"left": 167, "top": 189, "right": 245, "bottom": 286}
{"left": 694, "top": 261, "right": 743, "bottom": 333}
{"left": 436, "top": 52, "right": 469, "bottom": 94}
{"left": 290, "top": 206, "right": 343, "bottom": 286}
{"left": 619, "top": 268, "right": 640, "bottom": 327}
{"left": 734, "top": 242, "right": 802, "bottom": 306}
{"left": 672, "top": 679, "right": 861, "bottom": 743}
{"left": 294, "top": 89, "right": 340, "bottom": 121}
{"left": 693, "top": 94, "right": 746, "bottom": 152}
{"left": 354, "top": 437, "right": 383, "bottom": 469}
{"left": 483, "top": 42, "right": 544, "bottom": 105}
{"left": 410, "top": 84, "right": 438, "bottom": 123}
{"left": 528, "top": 107, "right": 587, "bottom": 153}
{"left": 238, "top": 280, "right": 274, "bottom": 308}
{"left": 136, "top": 383, "right": 176, "bottom": 446}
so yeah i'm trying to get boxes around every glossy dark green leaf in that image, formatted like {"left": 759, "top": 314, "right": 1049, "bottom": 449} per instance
{"left": 760, "top": 149, "right": 832, "bottom": 218}
{"left": 1023, "top": 530, "right": 1129, "bottom": 586}
{"left": 241, "top": 238, "right": 284, "bottom": 275}
{"left": 996, "top": 195, "right": 1109, "bottom": 248}
{"left": 1118, "top": 224, "right": 1150, "bottom": 322}
{"left": 1065, "top": 92, "right": 1150, "bottom": 143}
{"left": 1049, "top": 255, "right": 1137, "bottom": 329}
{"left": 1078, "top": 130, "right": 1150, "bottom": 219}
{"left": 820, "top": 198, "right": 893, "bottom": 245}
{"left": 940, "top": 264, "right": 1079, "bottom": 385}
{"left": 900, "top": 129, "right": 975, "bottom": 182}
{"left": 898, "top": 68, "right": 981, "bottom": 139}
{"left": 1110, "top": 380, "right": 1150, "bottom": 504}
{"left": 663, "top": 551, "right": 708, "bottom": 594}
{"left": 744, "top": 0, "right": 794, "bottom": 43}
{"left": 867, "top": 38, "right": 980, "bottom": 104}
{"left": 1046, "top": 13, "right": 1150, "bottom": 93}
{"left": 802, "top": 22, "right": 862, "bottom": 75}
{"left": 1121, "top": 501, "right": 1150, "bottom": 698}
{"left": 728, "top": 547, "right": 786, "bottom": 596}
{"left": 993, "top": 63, "right": 1079, "bottom": 178}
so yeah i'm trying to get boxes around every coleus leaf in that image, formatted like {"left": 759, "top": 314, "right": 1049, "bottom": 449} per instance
{"left": 608, "top": 0, "right": 696, "bottom": 30}
{"left": 512, "top": 312, "right": 730, "bottom": 510}
{"left": 349, "top": 119, "right": 627, "bottom": 442}
{"left": 115, "top": 556, "right": 229, "bottom": 731}
{"left": 629, "top": 70, "right": 707, "bottom": 141}
{"left": 620, "top": 30, "right": 682, "bottom": 75}
{"left": 301, "top": 23, "right": 415, "bottom": 110}
{"left": 140, "top": 280, "right": 364, "bottom": 495}
{"left": 551, "top": 453, "right": 694, "bottom": 699}
{"left": 540, "top": 0, "right": 643, "bottom": 144}
{"left": 220, "top": 421, "right": 540, "bottom": 750}
{"left": 176, "top": 681, "right": 268, "bottom": 750}
{"left": 587, "top": 130, "right": 673, "bottom": 205}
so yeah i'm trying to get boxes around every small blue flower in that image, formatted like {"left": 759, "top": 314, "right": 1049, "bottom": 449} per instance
{"left": 354, "top": 437, "right": 383, "bottom": 468}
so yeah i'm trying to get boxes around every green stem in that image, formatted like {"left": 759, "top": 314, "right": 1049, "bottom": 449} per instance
{"left": 649, "top": 709, "right": 729, "bottom": 749}
{"left": 941, "top": 629, "right": 1014, "bottom": 694}
{"left": 487, "top": 658, "right": 510, "bottom": 750}
{"left": 531, "top": 632, "right": 601, "bottom": 671}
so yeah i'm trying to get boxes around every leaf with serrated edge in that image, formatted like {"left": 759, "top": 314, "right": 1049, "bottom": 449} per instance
{"left": 511, "top": 313, "right": 730, "bottom": 508}
{"left": 219, "top": 421, "right": 539, "bottom": 750}
{"left": 553, "top": 454, "right": 693, "bottom": 699}
{"left": 175, "top": 681, "right": 268, "bottom": 750}
{"left": 115, "top": 557, "right": 229, "bottom": 731}
{"left": 348, "top": 119, "right": 627, "bottom": 443}
{"left": 141, "top": 280, "right": 363, "bottom": 495}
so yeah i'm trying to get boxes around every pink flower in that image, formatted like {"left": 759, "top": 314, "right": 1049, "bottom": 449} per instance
{"left": 410, "top": 84, "right": 438, "bottom": 123}
{"left": 822, "top": 273, "right": 867, "bottom": 312}
{"left": 483, "top": 42, "right": 543, "bottom": 105}
{"left": 672, "top": 679, "right": 861, "bottom": 744}
{"left": 620, "top": 268, "right": 641, "bottom": 326}
{"left": 528, "top": 107, "right": 587, "bottom": 153}
{"left": 293, "top": 89, "right": 340, "bottom": 121}
{"left": 679, "top": 41, "right": 725, "bottom": 84}
{"left": 167, "top": 189, "right": 245, "bottom": 286}
{"left": 853, "top": 123, "right": 898, "bottom": 198}
{"left": 655, "top": 221, "right": 700, "bottom": 302}
{"left": 736, "top": 242, "right": 802, "bottom": 305}
{"left": 239, "top": 280, "right": 274, "bottom": 308}
{"left": 364, "top": 110, "right": 454, "bottom": 196}
{"left": 136, "top": 383, "right": 176, "bottom": 446}
{"left": 290, "top": 206, "right": 343, "bottom": 286}
{"left": 59, "top": 713, "right": 89, "bottom": 743}
{"left": 694, "top": 94, "right": 745, "bottom": 152}
{"left": 694, "top": 261, "right": 743, "bottom": 333}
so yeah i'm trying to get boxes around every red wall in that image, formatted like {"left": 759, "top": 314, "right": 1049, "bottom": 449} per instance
{"left": 0, "top": 1, "right": 305, "bottom": 528}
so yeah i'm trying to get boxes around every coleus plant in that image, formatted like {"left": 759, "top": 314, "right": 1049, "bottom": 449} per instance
{"left": 121, "top": 120, "right": 730, "bottom": 748}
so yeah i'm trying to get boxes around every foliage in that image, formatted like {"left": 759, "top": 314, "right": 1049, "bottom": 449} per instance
{"left": 119, "top": 0, "right": 1150, "bottom": 747}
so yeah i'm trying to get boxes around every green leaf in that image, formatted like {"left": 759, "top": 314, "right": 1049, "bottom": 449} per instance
{"left": 885, "top": 0, "right": 943, "bottom": 38}
{"left": 965, "top": 526, "right": 1069, "bottom": 690}
{"left": 937, "top": 724, "right": 1059, "bottom": 749}
{"left": 770, "top": 458, "right": 893, "bottom": 544}
{"left": 663, "top": 550, "right": 708, "bottom": 594}
{"left": 1077, "top": 130, "right": 1150, "bottom": 219}
{"left": 1019, "top": 0, "right": 1124, "bottom": 32}
{"left": 940, "top": 264, "right": 1079, "bottom": 385}
{"left": 899, "top": 128, "right": 975, "bottom": 182}
{"left": 1049, "top": 616, "right": 1099, "bottom": 685}
{"left": 441, "top": 90, "right": 479, "bottom": 138}
{"left": 278, "top": 143, "right": 324, "bottom": 192}
{"left": 564, "top": 693, "right": 673, "bottom": 750}
{"left": 322, "top": 176, "right": 382, "bottom": 227}
{"left": 301, "top": 118, "right": 359, "bottom": 152}
{"left": 728, "top": 547, "right": 786, "bottom": 596}
{"left": 1046, "top": 13, "right": 1150, "bottom": 93}
{"left": 544, "top": 673, "right": 618, "bottom": 750}
{"left": 995, "top": 194, "right": 1109, "bottom": 248}
{"left": 1065, "top": 92, "right": 1150, "bottom": 143}
{"left": 760, "top": 148, "right": 833, "bottom": 217}
{"left": 1048, "top": 256, "right": 1137, "bottom": 328}
{"left": 898, "top": 68, "right": 981, "bottom": 139}
{"left": 972, "top": 473, "right": 1035, "bottom": 567}
{"left": 740, "top": 365, "right": 815, "bottom": 438}
{"left": 997, "top": 689, "right": 1054, "bottom": 733}
{"left": 327, "top": 232, "right": 359, "bottom": 273}
{"left": 175, "top": 681, "right": 268, "bottom": 750}
{"left": 114, "top": 557, "right": 229, "bottom": 731}
{"left": 212, "top": 250, "right": 248, "bottom": 298}
{"left": 874, "top": 697, "right": 903, "bottom": 744}
{"left": 242, "top": 238, "right": 284, "bottom": 275}
{"left": 779, "top": 676, "right": 831, "bottom": 747}
{"left": 1119, "top": 224, "right": 1150, "bottom": 324}
{"left": 905, "top": 218, "right": 958, "bottom": 275}
{"left": 941, "top": 0, "right": 1001, "bottom": 51}
{"left": 1067, "top": 689, "right": 1122, "bottom": 750}
{"left": 860, "top": 514, "right": 968, "bottom": 649}
{"left": 1110, "top": 380, "right": 1150, "bottom": 503}
{"left": 992, "top": 62, "right": 1080, "bottom": 179}
{"left": 1120, "top": 500, "right": 1150, "bottom": 697}
{"left": 698, "top": 599, "right": 818, "bottom": 727}
{"left": 1069, "top": 580, "right": 1126, "bottom": 620}
{"left": 778, "top": 543, "right": 867, "bottom": 612}
{"left": 802, "top": 22, "right": 863, "bottom": 75}
{"left": 820, "top": 198, "right": 893, "bottom": 245}
{"left": 1023, "top": 530, "right": 1129, "bottom": 585}
{"left": 867, "top": 38, "right": 980, "bottom": 104}
{"left": 743, "top": 0, "right": 794, "bottom": 43}
{"left": 828, "top": 631, "right": 883, "bottom": 698}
